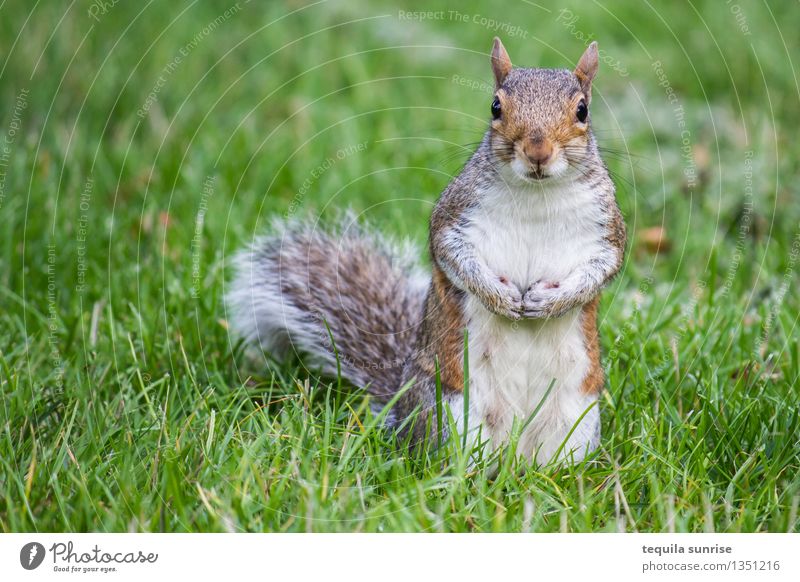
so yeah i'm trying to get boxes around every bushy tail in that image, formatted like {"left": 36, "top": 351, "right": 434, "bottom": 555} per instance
{"left": 226, "top": 217, "right": 429, "bottom": 402}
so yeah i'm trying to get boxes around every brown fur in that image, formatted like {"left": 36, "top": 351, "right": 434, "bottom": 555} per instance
{"left": 413, "top": 266, "right": 466, "bottom": 393}
{"left": 580, "top": 297, "right": 604, "bottom": 395}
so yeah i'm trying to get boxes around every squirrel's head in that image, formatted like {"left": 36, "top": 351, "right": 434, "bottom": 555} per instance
{"left": 488, "top": 38, "right": 599, "bottom": 183}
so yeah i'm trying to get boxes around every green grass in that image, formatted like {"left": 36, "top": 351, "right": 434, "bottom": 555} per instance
{"left": 1, "top": 0, "right": 799, "bottom": 532}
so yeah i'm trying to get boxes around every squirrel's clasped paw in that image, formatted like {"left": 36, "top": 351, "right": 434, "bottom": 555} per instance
{"left": 486, "top": 275, "right": 523, "bottom": 320}
{"left": 522, "top": 280, "right": 563, "bottom": 318}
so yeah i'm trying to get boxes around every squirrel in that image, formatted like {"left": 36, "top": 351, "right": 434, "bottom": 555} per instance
{"left": 227, "top": 38, "right": 626, "bottom": 466}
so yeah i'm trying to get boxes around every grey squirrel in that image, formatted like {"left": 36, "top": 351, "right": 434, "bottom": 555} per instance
{"left": 227, "top": 39, "right": 626, "bottom": 466}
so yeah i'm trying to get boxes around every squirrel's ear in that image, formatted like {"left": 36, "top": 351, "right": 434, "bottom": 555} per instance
{"left": 575, "top": 41, "right": 599, "bottom": 99}
{"left": 491, "top": 37, "right": 512, "bottom": 89}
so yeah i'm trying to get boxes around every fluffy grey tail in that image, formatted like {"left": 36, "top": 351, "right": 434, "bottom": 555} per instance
{"left": 226, "top": 216, "right": 429, "bottom": 403}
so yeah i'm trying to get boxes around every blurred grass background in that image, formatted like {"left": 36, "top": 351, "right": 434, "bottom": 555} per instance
{"left": 1, "top": 0, "right": 798, "bottom": 532}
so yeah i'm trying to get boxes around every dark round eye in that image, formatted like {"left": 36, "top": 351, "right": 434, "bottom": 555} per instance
{"left": 491, "top": 97, "right": 501, "bottom": 120}
{"left": 576, "top": 99, "right": 588, "bottom": 123}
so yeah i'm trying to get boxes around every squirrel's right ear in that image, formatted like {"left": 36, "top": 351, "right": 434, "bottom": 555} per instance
{"left": 575, "top": 41, "right": 599, "bottom": 101}
{"left": 491, "top": 37, "right": 512, "bottom": 89}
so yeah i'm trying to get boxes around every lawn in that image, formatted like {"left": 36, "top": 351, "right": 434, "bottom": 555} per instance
{"left": 1, "top": 0, "right": 799, "bottom": 532}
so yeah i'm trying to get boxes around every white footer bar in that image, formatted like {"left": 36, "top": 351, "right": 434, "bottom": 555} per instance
{"left": 1, "top": 533, "right": 797, "bottom": 581}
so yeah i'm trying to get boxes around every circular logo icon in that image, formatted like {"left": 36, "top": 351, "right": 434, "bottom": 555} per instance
{"left": 20, "top": 542, "right": 46, "bottom": 570}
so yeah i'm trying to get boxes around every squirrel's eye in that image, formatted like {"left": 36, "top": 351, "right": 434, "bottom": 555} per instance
{"left": 576, "top": 99, "right": 588, "bottom": 123}
{"left": 491, "top": 97, "right": 501, "bottom": 120}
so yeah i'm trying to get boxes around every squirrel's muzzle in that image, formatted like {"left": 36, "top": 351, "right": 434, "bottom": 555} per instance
{"left": 521, "top": 137, "right": 554, "bottom": 171}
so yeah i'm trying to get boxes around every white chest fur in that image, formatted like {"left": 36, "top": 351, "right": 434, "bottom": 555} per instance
{"left": 454, "top": 181, "right": 605, "bottom": 465}
{"left": 469, "top": 181, "right": 606, "bottom": 289}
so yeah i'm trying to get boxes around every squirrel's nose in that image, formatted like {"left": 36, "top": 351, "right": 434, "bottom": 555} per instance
{"left": 522, "top": 138, "right": 553, "bottom": 169}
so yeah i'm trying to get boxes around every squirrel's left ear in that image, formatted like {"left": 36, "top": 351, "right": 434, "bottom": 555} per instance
{"left": 575, "top": 41, "right": 599, "bottom": 101}
{"left": 491, "top": 37, "right": 512, "bottom": 89}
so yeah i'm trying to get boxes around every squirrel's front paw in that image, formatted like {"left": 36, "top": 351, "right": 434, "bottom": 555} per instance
{"left": 484, "top": 275, "right": 523, "bottom": 320}
{"left": 522, "top": 280, "right": 563, "bottom": 318}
